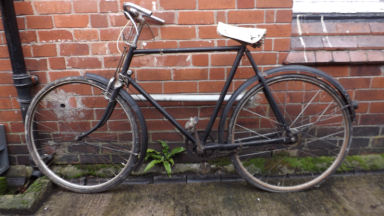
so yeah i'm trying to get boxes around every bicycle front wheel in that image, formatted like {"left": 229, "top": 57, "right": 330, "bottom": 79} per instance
{"left": 228, "top": 74, "right": 352, "bottom": 192}
{"left": 25, "top": 76, "right": 140, "bottom": 193}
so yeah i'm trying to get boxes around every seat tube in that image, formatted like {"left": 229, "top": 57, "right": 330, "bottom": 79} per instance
{"left": 245, "top": 50, "right": 289, "bottom": 131}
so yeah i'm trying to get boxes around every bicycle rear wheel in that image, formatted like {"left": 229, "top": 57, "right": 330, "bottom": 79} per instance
{"left": 25, "top": 76, "right": 139, "bottom": 193}
{"left": 228, "top": 74, "right": 352, "bottom": 192}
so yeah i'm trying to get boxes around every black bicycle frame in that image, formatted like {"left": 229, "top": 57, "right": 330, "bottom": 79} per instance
{"left": 117, "top": 44, "right": 289, "bottom": 150}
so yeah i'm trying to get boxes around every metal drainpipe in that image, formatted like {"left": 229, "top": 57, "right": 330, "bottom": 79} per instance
{"left": 0, "top": 0, "right": 36, "bottom": 121}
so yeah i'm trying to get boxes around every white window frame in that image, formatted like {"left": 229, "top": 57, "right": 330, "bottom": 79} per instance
{"left": 293, "top": 0, "right": 384, "bottom": 13}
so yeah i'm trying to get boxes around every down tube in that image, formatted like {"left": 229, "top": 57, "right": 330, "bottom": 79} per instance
{"left": 127, "top": 77, "right": 197, "bottom": 143}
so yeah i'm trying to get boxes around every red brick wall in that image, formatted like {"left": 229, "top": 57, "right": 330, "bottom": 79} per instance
{"left": 4, "top": 0, "right": 382, "bottom": 164}
{"left": 0, "top": 0, "right": 293, "bottom": 164}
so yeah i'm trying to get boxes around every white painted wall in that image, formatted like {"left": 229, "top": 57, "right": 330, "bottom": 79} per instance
{"left": 293, "top": 0, "right": 384, "bottom": 13}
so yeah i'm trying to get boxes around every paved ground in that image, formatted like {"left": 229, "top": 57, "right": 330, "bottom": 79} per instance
{"left": 26, "top": 172, "right": 384, "bottom": 216}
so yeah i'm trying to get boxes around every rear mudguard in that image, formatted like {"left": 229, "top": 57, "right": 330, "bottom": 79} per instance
{"left": 218, "top": 65, "right": 357, "bottom": 143}
{"left": 85, "top": 73, "right": 148, "bottom": 169}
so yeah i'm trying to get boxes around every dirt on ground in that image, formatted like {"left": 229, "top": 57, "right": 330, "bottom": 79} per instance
{"left": 28, "top": 173, "right": 384, "bottom": 216}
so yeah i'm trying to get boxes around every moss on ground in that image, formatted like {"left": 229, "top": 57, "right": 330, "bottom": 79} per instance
{"left": 0, "top": 177, "right": 52, "bottom": 214}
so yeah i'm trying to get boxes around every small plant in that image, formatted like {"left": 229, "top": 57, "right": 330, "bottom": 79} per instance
{"left": 144, "top": 140, "right": 185, "bottom": 177}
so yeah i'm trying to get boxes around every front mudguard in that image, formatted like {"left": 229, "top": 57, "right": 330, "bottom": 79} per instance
{"left": 218, "top": 65, "right": 357, "bottom": 143}
{"left": 85, "top": 73, "right": 148, "bottom": 170}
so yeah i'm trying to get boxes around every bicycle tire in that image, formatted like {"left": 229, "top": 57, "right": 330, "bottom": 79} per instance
{"left": 25, "top": 76, "right": 140, "bottom": 193}
{"left": 228, "top": 74, "right": 352, "bottom": 192}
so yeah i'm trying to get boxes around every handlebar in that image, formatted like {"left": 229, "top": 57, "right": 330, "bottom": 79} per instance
{"left": 123, "top": 2, "right": 165, "bottom": 24}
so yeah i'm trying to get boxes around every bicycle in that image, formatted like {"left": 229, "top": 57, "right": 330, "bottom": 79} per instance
{"left": 25, "top": 2, "right": 357, "bottom": 193}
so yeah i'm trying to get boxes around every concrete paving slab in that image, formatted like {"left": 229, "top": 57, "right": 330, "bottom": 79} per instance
{"left": 18, "top": 173, "right": 384, "bottom": 216}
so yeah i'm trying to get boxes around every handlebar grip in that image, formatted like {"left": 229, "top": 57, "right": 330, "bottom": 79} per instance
{"left": 150, "top": 15, "right": 165, "bottom": 24}
{"left": 123, "top": 2, "right": 152, "bottom": 17}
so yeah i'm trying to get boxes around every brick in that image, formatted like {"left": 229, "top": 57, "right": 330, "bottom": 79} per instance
{"left": 0, "top": 46, "right": 9, "bottom": 58}
{"left": 103, "top": 56, "right": 119, "bottom": 68}
{"left": 16, "top": 17, "right": 25, "bottom": 30}
{"left": 259, "top": 24, "right": 291, "bottom": 37}
{"left": 366, "top": 50, "right": 384, "bottom": 62}
{"left": 0, "top": 98, "right": 13, "bottom": 109}
{"left": 360, "top": 114, "right": 384, "bottom": 125}
{"left": 164, "top": 82, "right": 197, "bottom": 93}
{"left": 74, "top": 0, "right": 98, "bottom": 13}
{"left": 284, "top": 51, "right": 315, "bottom": 64}
{"left": 38, "top": 30, "right": 73, "bottom": 42}
{"left": 339, "top": 77, "right": 371, "bottom": 90}
{"left": 228, "top": 10, "right": 264, "bottom": 24}
{"left": 91, "top": 14, "right": 109, "bottom": 28}
{"left": 74, "top": 29, "right": 99, "bottom": 41}
{"left": 60, "top": 43, "right": 89, "bottom": 56}
{"left": 0, "top": 73, "right": 12, "bottom": 84}
{"left": 179, "top": 40, "right": 214, "bottom": 48}
{"left": 334, "top": 22, "right": 371, "bottom": 35}
{"left": 356, "top": 90, "right": 384, "bottom": 101}
{"left": 91, "top": 43, "right": 108, "bottom": 55}
{"left": 257, "top": 0, "right": 293, "bottom": 8}
{"left": 266, "top": 10, "right": 275, "bottom": 23}
{"left": 161, "top": 26, "right": 196, "bottom": 40}
{"left": 67, "top": 57, "right": 102, "bottom": 69}
{"left": 178, "top": 11, "right": 214, "bottom": 25}
{"left": 315, "top": 51, "right": 333, "bottom": 63}
{"left": 276, "top": 10, "right": 292, "bottom": 23}
{"left": 100, "top": 0, "right": 119, "bottom": 12}
{"left": 25, "top": 59, "right": 48, "bottom": 71}
{"left": 141, "top": 41, "right": 178, "bottom": 49}
{"left": 357, "top": 36, "right": 384, "bottom": 49}
{"left": 211, "top": 53, "right": 236, "bottom": 66}
{"left": 137, "top": 69, "right": 171, "bottom": 81}
{"left": 332, "top": 51, "right": 350, "bottom": 63}
{"left": 34, "top": 1, "right": 72, "bottom": 14}
{"left": 199, "top": 0, "right": 235, "bottom": 9}
{"left": 20, "top": 31, "right": 37, "bottom": 43}
{"left": 156, "top": 55, "right": 191, "bottom": 67}
{"left": 14, "top": 1, "right": 33, "bottom": 15}
{"left": 274, "top": 38, "right": 291, "bottom": 51}
{"left": 198, "top": 26, "right": 220, "bottom": 39}
{"left": 237, "top": 0, "right": 255, "bottom": 9}
{"left": 146, "top": 119, "right": 175, "bottom": 131}
{"left": 371, "top": 102, "right": 384, "bottom": 113}
{"left": 371, "top": 77, "right": 384, "bottom": 88}
{"left": 110, "top": 15, "right": 127, "bottom": 27}
{"left": 100, "top": 29, "right": 121, "bottom": 41}
{"left": 32, "top": 44, "right": 57, "bottom": 57}
{"left": 133, "top": 82, "right": 162, "bottom": 94}
{"left": 49, "top": 71, "right": 81, "bottom": 81}
{"left": 0, "top": 86, "right": 17, "bottom": 97}
{"left": 351, "top": 65, "right": 381, "bottom": 76}
{"left": 210, "top": 68, "right": 226, "bottom": 80}
{"left": 370, "top": 22, "right": 384, "bottom": 34}
{"left": 251, "top": 52, "right": 278, "bottom": 65}
{"left": 160, "top": 0, "right": 196, "bottom": 9}
{"left": 152, "top": 12, "right": 176, "bottom": 24}
{"left": 54, "top": 15, "right": 89, "bottom": 28}
{"left": 26, "top": 16, "right": 53, "bottom": 29}
{"left": 49, "top": 57, "right": 66, "bottom": 70}
{"left": 234, "top": 67, "right": 254, "bottom": 79}
{"left": 174, "top": 68, "right": 208, "bottom": 80}
{"left": 349, "top": 51, "right": 367, "bottom": 62}
{"left": 192, "top": 54, "right": 209, "bottom": 66}
{"left": 199, "top": 81, "right": 226, "bottom": 93}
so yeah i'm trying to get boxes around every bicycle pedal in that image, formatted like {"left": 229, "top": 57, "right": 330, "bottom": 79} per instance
{"left": 185, "top": 116, "right": 198, "bottom": 131}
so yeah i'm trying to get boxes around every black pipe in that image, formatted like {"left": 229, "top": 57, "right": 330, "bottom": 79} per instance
{"left": 0, "top": 0, "right": 34, "bottom": 121}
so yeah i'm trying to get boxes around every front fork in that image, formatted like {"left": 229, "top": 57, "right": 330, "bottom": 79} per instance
{"left": 75, "top": 79, "right": 123, "bottom": 141}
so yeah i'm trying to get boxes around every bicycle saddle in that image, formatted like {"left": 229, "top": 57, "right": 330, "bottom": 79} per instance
{"left": 217, "top": 22, "right": 266, "bottom": 45}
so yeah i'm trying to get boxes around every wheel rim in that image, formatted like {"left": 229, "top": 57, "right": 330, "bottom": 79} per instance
{"left": 26, "top": 78, "right": 138, "bottom": 192}
{"left": 229, "top": 75, "right": 351, "bottom": 192}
